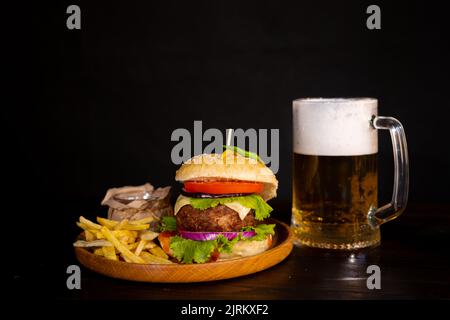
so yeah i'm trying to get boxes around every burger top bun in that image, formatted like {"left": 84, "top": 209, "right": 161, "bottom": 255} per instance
{"left": 175, "top": 152, "right": 278, "bottom": 201}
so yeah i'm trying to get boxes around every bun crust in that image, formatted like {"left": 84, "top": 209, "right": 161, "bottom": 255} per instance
{"left": 175, "top": 153, "right": 278, "bottom": 201}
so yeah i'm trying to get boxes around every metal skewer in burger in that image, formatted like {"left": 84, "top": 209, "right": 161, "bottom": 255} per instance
{"left": 158, "top": 147, "right": 278, "bottom": 263}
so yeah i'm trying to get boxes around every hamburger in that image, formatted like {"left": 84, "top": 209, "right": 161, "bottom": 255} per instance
{"left": 158, "top": 148, "right": 278, "bottom": 263}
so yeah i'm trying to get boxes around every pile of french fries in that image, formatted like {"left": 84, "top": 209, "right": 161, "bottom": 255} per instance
{"left": 74, "top": 216, "right": 172, "bottom": 264}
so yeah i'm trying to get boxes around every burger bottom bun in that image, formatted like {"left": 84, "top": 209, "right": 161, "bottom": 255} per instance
{"left": 218, "top": 235, "right": 273, "bottom": 261}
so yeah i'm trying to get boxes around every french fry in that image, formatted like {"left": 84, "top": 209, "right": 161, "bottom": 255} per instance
{"left": 114, "top": 219, "right": 129, "bottom": 230}
{"left": 149, "top": 246, "right": 169, "bottom": 260}
{"left": 89, "top": 217, "right": 149, "bottom": 232}
{"left": 73, "top": 240, "right": 113, "bottom": 247}
{"left": 102, "top": 246, "right": 118, "bottom": 261}
{"left": 95, "top": 215, "right": 152, "bottom": 230}
{"left": 115, "top": 219, "right": 150, "bottom": 231}
{"left": 93, "top": 248, "right": 104, "bottom": 256}
{"left": 100, "top": 226, "right": 144, "bottom": 263}
{"left": 121, "top": 224, "right": 150, "bottom": 231}
{"left": 140, "top": 251, "right": 173, "bottom": 264}
{"left": 76, "top": 221, "right": 87, "bottom": 230}
{"left": 119, "top": 236, "right": 129, "bottom": 244}
{"left": 95, "top": 230, "right": 136, "bottom": 240}
{"left": 121, "top": 254, "right": 132, "bottom": 263}
{"left": 79, "top": 216, "right": 102, "bottom": 230}
{"left": 144, "top": 241, "right": 157, "bottom": 250}
{"left": 76, "top": 222, "right": 99, "bottom": 234}
{"left": 84, "top": 230, "right": 96, "bottom": 241}
{"left": 134, "top": 239, "right": 147, "bottom": 256}
{"left": 119, "top": 233, "right": 137, "bottom": 244}
{"left": 129, "top": 230, "right": 138, "bottom": 238}
{"left": 130, "top": 216, "right": 154, "bottom": 225}
{"left": 112, "top": 242, "right": 138, "bottom": 254}
{"left": 126, "top": 242, "right": 139, "bottom": 251}
{"left": 140, "top": 230, "right": 159, "bottom": 241}
{"left": 97, "top": 217, "right": 119, "bottom": 229}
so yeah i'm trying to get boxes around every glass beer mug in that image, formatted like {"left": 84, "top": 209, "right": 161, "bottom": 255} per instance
{"left": 291, "top": 98, "right": 409, "bottom": 249}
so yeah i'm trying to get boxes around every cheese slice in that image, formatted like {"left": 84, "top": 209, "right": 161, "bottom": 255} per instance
{"left": 221, "top": 201, "right": 252, "bottom": 221}
{"left": 174, "top": 195, "right": 251, "bottom": 221}
{"left": 174, "top": 195, "right": 192, "bottom": 215}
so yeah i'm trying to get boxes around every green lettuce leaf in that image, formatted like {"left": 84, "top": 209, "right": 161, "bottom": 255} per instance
{"left": 223, "top": 145, "right": 264, "bottom": 164}
{"left": 170, "top": 236, "right": 217, "bottom": 264}
{"left": 189, "top": 194, "right": 273, "bottom": 221}
{"left": 243, "top": 223, "right": 276, "bottom": 241}
{"left": 159, "top": 216, "right": 177, "bottom": 232}
{"left": 170, "top": 234, "right": 237, "bottom": 264}
{"left": 216, "top": 234, "right": 240, "bottom": 254}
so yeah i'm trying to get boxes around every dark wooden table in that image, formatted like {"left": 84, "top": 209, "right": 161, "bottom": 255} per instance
{"left": 12, "top": 204, "right": 450, "bottom": 300}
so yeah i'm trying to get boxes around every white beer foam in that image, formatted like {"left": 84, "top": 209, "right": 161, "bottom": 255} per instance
{"left": 293, "top": 98, "right": 378, "bottom": 156}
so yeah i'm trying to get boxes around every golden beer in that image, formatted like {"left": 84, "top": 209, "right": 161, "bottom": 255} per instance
{"left": 292, "top": 153, "right": 379, "bottom": 249}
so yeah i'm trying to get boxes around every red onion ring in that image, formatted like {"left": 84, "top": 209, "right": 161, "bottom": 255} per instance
{"left": 179, "top": 230, "right": 256, "bottom": 241}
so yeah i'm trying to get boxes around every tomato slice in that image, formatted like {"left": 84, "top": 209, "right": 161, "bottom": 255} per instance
{"left": 158, "top": 231, "right": 176, "bottom": 256}
{"left": 184, "top": 181, "right": 263, "bottom": 194}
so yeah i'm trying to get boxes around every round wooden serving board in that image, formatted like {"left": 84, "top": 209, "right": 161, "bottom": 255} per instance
{"left": 74, "top": 219, "right": 293, "bottom": 283}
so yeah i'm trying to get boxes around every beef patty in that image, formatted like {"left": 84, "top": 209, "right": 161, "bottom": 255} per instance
{"left": 176, "top": 205, "right": 256, "bottom": 232}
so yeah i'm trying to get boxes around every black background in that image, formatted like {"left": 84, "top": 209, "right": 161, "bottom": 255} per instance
{"left": 7, "top": 0, "right": 450, "bottom": 298}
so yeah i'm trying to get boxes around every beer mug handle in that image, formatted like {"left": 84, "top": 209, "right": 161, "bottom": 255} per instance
{"left": 368, "top": 116, "right": 409, "bottom": 228}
